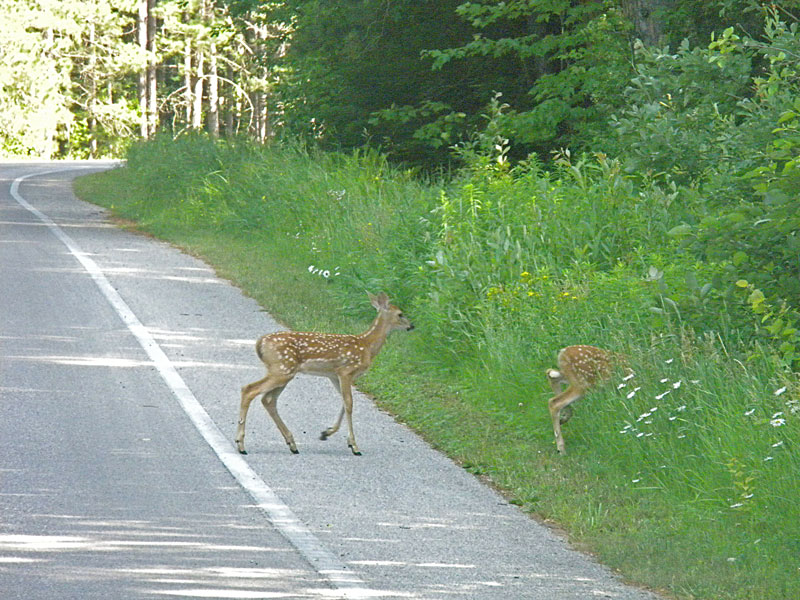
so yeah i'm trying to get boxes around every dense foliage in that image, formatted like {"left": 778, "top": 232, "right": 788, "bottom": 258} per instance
{"left": 3, "top": 0, "right": 798, "bottom": 162}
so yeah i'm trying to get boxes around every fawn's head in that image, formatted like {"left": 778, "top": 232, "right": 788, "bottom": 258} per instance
{"left": 369, "top": 292, "right": 414, "bottom": 332}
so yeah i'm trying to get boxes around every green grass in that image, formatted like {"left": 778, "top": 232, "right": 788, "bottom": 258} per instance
{"left": 74, "top": 134, "right": 800, "bottom": 600}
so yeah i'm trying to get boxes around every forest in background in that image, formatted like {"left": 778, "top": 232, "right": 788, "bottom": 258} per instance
{"left": 1, "top": 0, "right": 795, "bottom": 163}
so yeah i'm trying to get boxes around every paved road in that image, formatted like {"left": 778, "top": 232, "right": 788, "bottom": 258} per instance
{"left": 0, "top": 163, "right": 660, "bottom": 599}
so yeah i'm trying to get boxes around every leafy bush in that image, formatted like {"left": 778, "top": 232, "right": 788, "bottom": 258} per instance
{"left": 603, "top": 38, "right": 752, "bottom": 183}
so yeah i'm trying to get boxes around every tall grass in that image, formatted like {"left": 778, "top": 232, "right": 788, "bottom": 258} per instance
{"left": 76, "top": 133, "right": 799, "bottom": 599}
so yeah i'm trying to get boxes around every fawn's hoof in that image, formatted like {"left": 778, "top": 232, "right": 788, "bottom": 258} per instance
{"left": 349, "top": 444, "right": 362, "bottom": 456}
{"left": 320, "top": 430, "right": 331, "bottom": 441}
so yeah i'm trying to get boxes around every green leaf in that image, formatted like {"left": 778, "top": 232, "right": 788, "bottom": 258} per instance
{"left": 667, "top": 223, "right": 692, "bottom": 238}
{"left": 748, "top": 289, "right": 765, "bottom": 305}
{"left": 767, "top": 319, "right": 784, "bottom": 335}
{"left": 732, "top": 251, "right": 748, "bottom": 266}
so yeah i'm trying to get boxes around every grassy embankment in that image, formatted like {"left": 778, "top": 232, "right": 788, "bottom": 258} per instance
{"left": 74, "top": 135, "right": 799, "bottom": 600}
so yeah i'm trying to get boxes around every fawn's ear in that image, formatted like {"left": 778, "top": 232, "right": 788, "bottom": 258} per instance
{"left": 368, "top": 291, "right": 390, "bottom": 310}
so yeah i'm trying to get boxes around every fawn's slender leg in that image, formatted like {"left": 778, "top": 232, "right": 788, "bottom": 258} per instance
{"left": 261, "top": 385, "right": 297, "bottom": 454}
{"left": 236, "top": 375, "right": 291, "bottom": 454}
{"left": 236, "top": 377, "right": 266, "bottom": 454}
{"left": 338, "top": 374, "right": 360, "bottom": 455}
{"left": 548, "top": 388, "right": 583, "bottom": 455}
{"left": 546, "top": 371, "right": 573, "bottom": 424}
{"left": 320, "top": 375, "right": 345, "bottom": 441}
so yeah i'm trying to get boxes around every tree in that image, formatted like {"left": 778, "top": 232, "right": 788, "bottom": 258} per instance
{"left": 0, "top": 0, "right": 141, "bottom": 158}
{"left": 138, "top": 0, "right": 157, "bottom": 138}
{"left": 277, "top": 0, "right": 483, "bottom": 161}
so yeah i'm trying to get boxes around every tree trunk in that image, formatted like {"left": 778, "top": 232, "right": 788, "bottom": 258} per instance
{"left": 137, "top": 0, "right": 148, "bottom": 138}
{"left": 193, "top": 52, "right": 204, "bottom": 130}
{"left": 88, "top": 21, "right": 97, "bottom": 157}
{"left": 208, "top": 41, "right": 219, "bottom": 137}
{"left": 621, "top": 0, "right": 672, "bottom": 46}
{"left": 146, "top": 0, "right": 157, "bottom": 135}
{"left": 184, "top": 36, "right": 193, "bottom": 126}
{"left": 224, "top": 64, "right": 235, "bottom": 137}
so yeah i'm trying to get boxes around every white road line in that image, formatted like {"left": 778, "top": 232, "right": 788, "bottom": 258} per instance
{"left": 10, "top": 168, "right": 367, "bottom": 598}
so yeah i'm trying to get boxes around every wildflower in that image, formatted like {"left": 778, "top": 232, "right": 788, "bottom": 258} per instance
{"left": 744, "top": 494, "right": 754, "bottom": 499}
{"left": 678, "top": 434, "right": 687, "bottom": 439}
{"left": 622, "top": 373, "right": 635, "bottom": 382}
{"left": 520, "top": 271, "right": 530, "bottom": 278}
{"left": 655, "top": 390, "right": 671, "bottom": 400}
{"left": 660, "top": 378, "right": 669, "bottom": 384}
{"left": 690, "top": 379, "right": 700, "bottom": 384}
{"left": 626, "top": 390, "right": 636, "bottom": 399}
{"left": 669, "top": 415, "right": 678, "bottom": 421}
{"left": 772, "top": 441, "right": 784, "bottom": 448}
{"left": 637, "top": 412, "right": 652, "bottom": 421}
{"left": 617, "top": 383, "right": 627, "bottom": 390}
{"left": 744, "top": 408, "right": 756, "bottom": 416}
{"left": 770, "top": 418, "right": 786, "bottom": 427}
{"left": 771, "top": 411, "right": 784, "bottom": 419}
{"left": 632, "top": 478, "right": 641, "bottom": 483}
{"left": 764, "top": 456, "right": 774, "bottom": 462}
{"left": 665, "top": 358, "right": 674, "bottom": 364}
{"left": 650, "top": 406, "right": 659, "bottom": 412}
{"left": 672, "top": 380, "right": 682, "bottom": 389}
{"left": 730, "top": 503, "right": 744, "bottom": 509}
{"left": 775, "top": 386, "right": 787, "bottom": 396}
{"left": 636, "top": 432, "right": 645, "bottom": 438}
{"left": 676, "top": 405, "right": 686, "bottom": 412}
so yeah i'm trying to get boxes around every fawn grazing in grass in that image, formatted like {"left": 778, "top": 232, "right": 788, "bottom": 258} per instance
{"left": 546, "top": 345, "right": 627, "bottom": 455}
{"left": 236, "top": 292, "right": 413, "bottom": 455}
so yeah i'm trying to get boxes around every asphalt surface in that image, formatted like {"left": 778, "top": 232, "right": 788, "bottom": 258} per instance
{"left": 0, "top": 163, "right": 661, "bottom": 599}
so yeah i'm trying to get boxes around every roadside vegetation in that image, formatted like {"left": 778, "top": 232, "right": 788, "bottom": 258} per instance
{"left": 75, "top": 13, "right": 800, "bottom": 597}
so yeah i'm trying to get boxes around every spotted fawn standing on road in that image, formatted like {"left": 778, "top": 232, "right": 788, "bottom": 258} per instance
{"left": 236, "top": 292, "right": 413, "bottom": 456}
{"left": 546, "top": 345, "right": 629, "bottom": 455}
